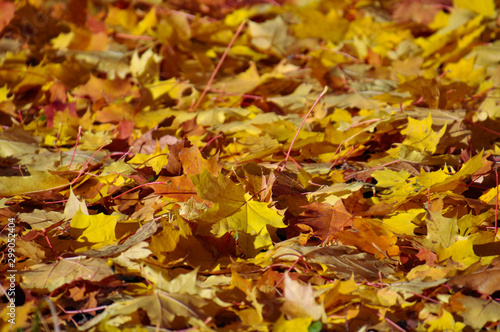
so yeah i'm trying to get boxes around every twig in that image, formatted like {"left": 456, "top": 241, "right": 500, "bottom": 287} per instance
{"left": 45, "top": 297, "right": 61, "bottom": 332}
{"left": 280, "top": 86, "right": 329, "bottom": 172}
{"left": 465, "top": 119, "right": 500, "bottom": 136}
{"left": 68, "top": 126, "right": 82, "bottom": 170}
{"left": 191, "top": 20, "right": 247, "bottom": 112}
{"left": 377, "top": 312, "right": 406, "bottom": 332}
{"left": 495, "top": 164, "right": 498, "bottom": 236}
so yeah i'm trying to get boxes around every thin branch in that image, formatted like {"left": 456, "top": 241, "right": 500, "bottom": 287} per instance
{"left": 191, "top": 20, "right": 247, "bottom": 112}
{"left": 280, "top": 86, "right": 329, "bottom": 172}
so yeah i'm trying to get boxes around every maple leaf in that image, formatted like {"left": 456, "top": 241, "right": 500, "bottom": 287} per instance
{"left": 0, "top": 167, "right": 70, "bottom": 196}
{"left": 149, "top": 211, "right": 214, "bottom": 268}
{"left": 69, "top": 209, "right": 119, "bottom": 251}
{"left": 18, "top": 209, "right": 65, "bottom": 230}
{"left": 452, "top": 294, "right": 500, "bottom": 329}
{"left": 248, "top": 16, "right": 293, "bottom": 56}
{"left": 191, "top": 169, "right": 285, "bottom": 256}
{"left": 127, "top": 142, "right": 169, "bottom": 175}
{"left": 20, "top": 258, "right": 113, "bottom": 292}
{"left": 448, "top": 257, "right": 500, "bottom": 294}
{"left": 298, "top": 201, "right": 352, "bottom": 241}
{"left": 83, "top": 221, "right": 157, "bottom": 259}
{"left": 267, "top": 237, "right": 395, "bottom": 280}
{"left": 281, "top": 273, "right": 326, "bottom": 321}
{"left": 81, "top": 290, "right": 220, "bottom": 330}
{"left": 130, "top": 48, "right": 163, "bottom": 83}
{"left": 3, "top": 0, "right": 500, "bottom": 330}
{"left": 230, "top": 269, "right": 266, "bottom": 325}
{"left": 426, "top": 308, "right": 465, "bottom": 331}
{"left": 335, "top": 218, "right": 400, "bottom": 258}
{"left": 421, "top": 209, "right": 458, "bottom": 251}
{"left": 73, "top": 75, "right": 140, "bottom": 102}
{"left": 401, "top": 113, "right": 446, "bottom": 154}
{"left": 382, "top": 209, "right": 423, "bottom": 235}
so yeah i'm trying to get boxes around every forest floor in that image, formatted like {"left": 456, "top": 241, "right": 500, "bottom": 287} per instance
{"left": 1, "top": 0, "right": 500, "bottom": 331}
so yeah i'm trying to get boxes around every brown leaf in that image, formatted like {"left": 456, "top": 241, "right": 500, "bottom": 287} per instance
{"left": 298, "top": 200, "right": 352, "bottom": 241}
{"left": 20, "top": 258, "right": 113, "bottom": 292}
{"left": 0, "top": 1, "right": 16, "bottom": 33}
{"left": 335, "top": 218, "right": 400, "bottom": 258}
{"left": 448, "top": 257, "right": 500, "bottom": 294}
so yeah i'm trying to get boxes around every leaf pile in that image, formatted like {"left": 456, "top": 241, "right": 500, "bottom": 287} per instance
{"left": 1, "top": 0, "right": 500, "bottom": 331}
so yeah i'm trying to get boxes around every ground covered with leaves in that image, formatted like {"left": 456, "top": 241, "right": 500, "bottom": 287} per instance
{"left": 1, "top": 0, "right": 500, "bottom": 331}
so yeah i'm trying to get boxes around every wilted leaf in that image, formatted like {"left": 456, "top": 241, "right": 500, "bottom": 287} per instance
{"left": 281, "top": 273, "right": 325, "bottom": 321}
{"left": 149, "top": 212, "right": 214, "bottom": 268}
{"left": 298, "top": 201, "right": 352, "bottom": 241}
{"left": 453, "top": 294, "right": 500, "bottom": 329}
{"left": 20, "top": 258, "right": 113, "bottom": 292}
{"left": 448, "top": 257, "right": 500, "bottom": 294}
{"left": 0, "top": 167, "right": 69, "bottom": 196}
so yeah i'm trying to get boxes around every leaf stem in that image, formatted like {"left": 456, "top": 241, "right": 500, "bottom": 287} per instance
{"left": 191, "top": 20, "right": 247, "bottom": 112}
{"left": 68, "top": 126, "right": 82, "bottom": 171}
{"left": 280, "top": 86, "right": 329, "bottom": 172}
{"left": 465, "top": 119, "right": 500, "bottom": 136}
{"left": 495, "top": 164, "right": 498, "bottom": 236}
{"left": 377, "top": 312, "right": 406, "bottom": 332}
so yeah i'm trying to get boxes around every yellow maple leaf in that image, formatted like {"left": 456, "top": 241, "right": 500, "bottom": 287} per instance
{"left": 273, "top": 315, "right": 313, "bottom": 332}
{"left": 127, "top": 142, "right": 169, "bottom": 174}
{"left": 211, "top": 195, "right": 286, "bottom": 256}
{"left": 130, "top": 48, "right": 162, "bottom": 82}
{"left": 70, "top": 209, "right": 119, "bottom": 250}
{"left": 454, "top": 0, "right": 495, "bottom": 17}
{"left": 427, "top": 308, "right": 465, "bottom": 332}
{"left": 191, "top": 170, "right": 286, "bottom": 256}
{"left": 382, "top": 209, "right": 422, "bottom": 235}
{"left": 443, "top": 57, "right": 485, "bottom": 85}
{"left": 422, "top": 210, "right": 458, "bottom": 251}
{"left": 0, "top": 166, "right": 69, "bottom": 196}
{"left": 133, "top": 7, "right": 157, "bottom": 35}
{"left": 438, "top": 236, "right": 480, "bottom": 268}
{"left": 401, "top": 113, "right": 446, "bottom": 154}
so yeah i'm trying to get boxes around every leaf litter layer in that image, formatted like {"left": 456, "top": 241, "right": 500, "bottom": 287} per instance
{"left": 0, "top": 0, "right": 500, "bottom": 331}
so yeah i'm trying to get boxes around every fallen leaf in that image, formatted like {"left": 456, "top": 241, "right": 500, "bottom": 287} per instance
{"left": 281, "top": 273, "right": 325, "bottom": 321}
{"left": 20, "top": 258, "right": 113, "bottom": 292}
